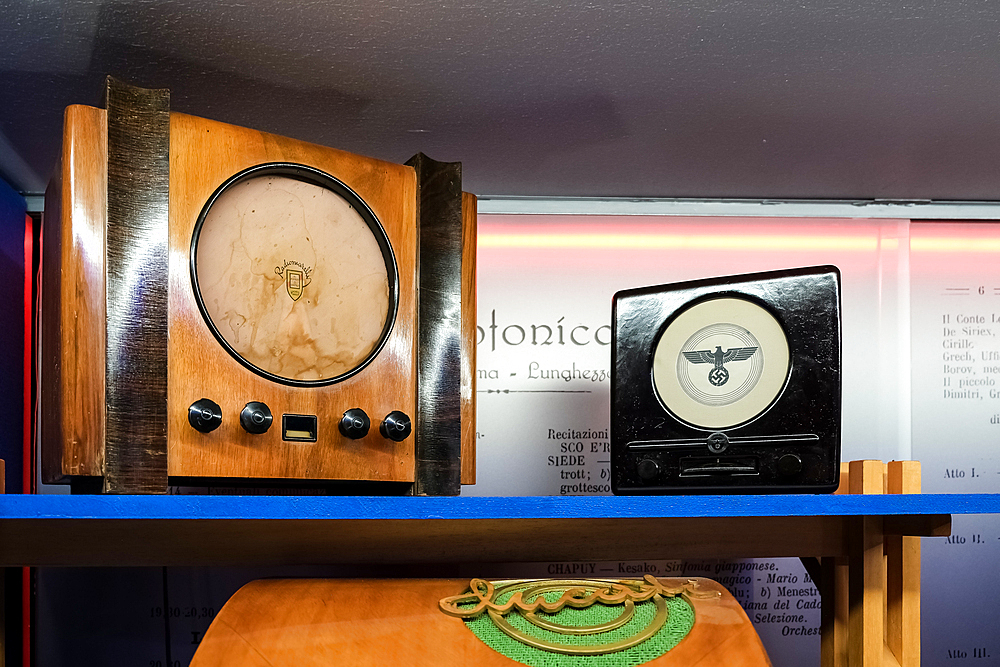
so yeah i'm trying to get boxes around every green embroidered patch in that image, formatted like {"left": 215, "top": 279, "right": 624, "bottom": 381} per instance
{"left": 461, "top": 584, "right": 695, "bottom": 667}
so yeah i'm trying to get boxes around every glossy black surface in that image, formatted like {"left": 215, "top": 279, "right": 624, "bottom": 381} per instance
{"left": 611, "top": 266, "right": 841, "bottom": 494}
{"left": 380, "top": 411, "right": 412, "bottom": 442}
{"left": 338, "top": 409, "right": 370, "bottom": 440}
{"left": 188, "top": 398, "right": 222, "bottom": 433}
{"left": 778, "top": 453, "right": 804, "bottom": 477}
{"left": 405, "top": 153, "right": 463, "bottom": 494}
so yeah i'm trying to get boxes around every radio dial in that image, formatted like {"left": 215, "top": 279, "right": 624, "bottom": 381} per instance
{"left": 188, "top": 398, "right": 222, "bottom": 433}
{"left": 380, "top": 411, "right": 412, "bottom": 442}
{"left": 240, "top": 402, "right": 273, "bottom": 434}
{"left": 339, "top": 409, "right": 371, "bottom": 439}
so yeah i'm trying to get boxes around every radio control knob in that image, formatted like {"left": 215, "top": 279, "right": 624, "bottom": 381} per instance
{"left": 240, "top": 402, "right": 273, "bottom": 434}
{"left": 637, "top": 458, "right": 660, "bottom": 482}
{"left": 380, "top": 411, "right": 412, "bottom": 442}
{"left": 339, "top": 409, "right": 371, "bottom": 439}
{"left": 777, "top": 453, "right": 803, "bottom": 477}
{"left": 188, "top": 398, "right": 222, "bottom": 433}
{"left": 706, "top": 432, "right": 729, "bottom": 454}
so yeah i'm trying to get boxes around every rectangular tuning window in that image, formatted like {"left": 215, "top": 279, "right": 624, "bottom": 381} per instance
{"left": 282, "top": 414, "right": 318, "bottom": 442}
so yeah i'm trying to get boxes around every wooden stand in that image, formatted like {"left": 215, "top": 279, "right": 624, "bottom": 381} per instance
{"left": 0, "top": 461, "right": 951, "bottom": 665}
{"left": 187, "top": 460, "right": 923, "bottom": 667}
{"left": 816, "top": 460, "right": 921, "bottom": 667}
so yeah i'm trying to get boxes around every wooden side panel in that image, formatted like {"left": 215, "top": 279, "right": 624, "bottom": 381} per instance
{"left": 460, "top": 192, "right": 477, "bottom": 485}
{"left": 102, "top": 77, "right": 170, "bottom": 494}
{"left": 407, "top": 153, "right": 463, "bottom": 495}
{"left": 167, "top": 113, "right": 417, "bottom": 481}
{"left": 190, "top": 578, "right": 771, "bottom": 667}
{"left": 40, "top": 104, "right": 106, "bottom": 482}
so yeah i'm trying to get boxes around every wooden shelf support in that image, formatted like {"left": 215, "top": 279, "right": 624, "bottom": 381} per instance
{"left": 886, "top": 460, "right": 920, "bottom": 667}
{"left": 820, "top": 460, "right": 921, "bottom": 667}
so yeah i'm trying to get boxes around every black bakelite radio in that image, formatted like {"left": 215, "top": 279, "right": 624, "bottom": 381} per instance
{"left": 611, "top": 266, "right": 841, "bottom": 494}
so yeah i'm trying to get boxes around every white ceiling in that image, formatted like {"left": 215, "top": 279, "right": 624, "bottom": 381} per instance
{"left": 3, "top": 0, "right": 1000, "bottom": 200}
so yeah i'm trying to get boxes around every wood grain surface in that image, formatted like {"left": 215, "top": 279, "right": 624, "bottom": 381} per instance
{"left": 166, "top": 112, "right": 418, "bottom": 481}
{"left": 461, "top": 192, "right": 477, "bottom": 485}
{"left": 885, "top": 461, "right": 920, "bottom": 667}
{"left": 42, "top": 105, "right": 429, "bottom": 484}
{"left": 40, "top": 104, "right": 107, "bottom": 482}
{"left": 189, "top": 577, "right": 771, "bottom": 667}
{"left": 0, "top": 515, "right": 865, "bottom": 567}
{"left": 819, "top": 460, "right": 923, "bottom": 667}
{"left": 847, "top": 461, "right": 885, "bottom": 667}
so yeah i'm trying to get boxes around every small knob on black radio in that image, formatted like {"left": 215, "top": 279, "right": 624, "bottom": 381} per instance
{"left": 637, "top": 458, "right": 661, "bottom": 482}
{"left": 240, "top": 401, "right": 273, "bottom": 434}
{"left": 380, "top": 411, "right": 412, "bottom": 442}
{"left": 339, "top": 409, "right": 371, "bottom": 439}
{"left": 777, "top": 453, "right": 803, "bottom": 477}
{"left": 188, "top": 398, "right": 222, "bottom": 433}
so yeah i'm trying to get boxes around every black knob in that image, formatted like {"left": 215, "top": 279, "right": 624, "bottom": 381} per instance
{"left": 706, "top": 432, "right": 729, "bottom": 454}
{"left": 380, "top": 411, "right": 412, "bottom": 442}
{"left": 339, "top": 408, "right": 371, "bottom": 439}
{"left": 777, "top": 453, "right": 803, "bottom": 477}
{"left": 637, "top": 458, "right": 660, "bottom": 482}
{"left": 240, "top": 401, "right": 273, "bottom": 434}
{"left": 188, "top": 398, "right": 222, "bottom": 433}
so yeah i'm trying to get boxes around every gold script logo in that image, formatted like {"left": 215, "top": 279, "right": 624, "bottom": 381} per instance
{"left": 439, "top": 576, "right": 718, "bottom": 656}
{"left": 275, "top": 260, "right": 313, "bottom": 302}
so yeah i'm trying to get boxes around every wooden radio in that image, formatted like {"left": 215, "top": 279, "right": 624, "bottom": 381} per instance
{"left": 189, "top": 577, "right": 771, "bottom": 666}
{"left": 40, "top": 78, "right": 476, "bottom": 494}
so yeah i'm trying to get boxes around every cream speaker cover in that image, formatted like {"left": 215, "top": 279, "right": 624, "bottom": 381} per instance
{"left": 191, "top": 164, "right": 397, "bottom": 386}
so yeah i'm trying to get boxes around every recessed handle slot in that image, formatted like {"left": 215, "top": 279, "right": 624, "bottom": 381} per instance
{"left": 678, "top": 456, "right": 759, "bottom": 477}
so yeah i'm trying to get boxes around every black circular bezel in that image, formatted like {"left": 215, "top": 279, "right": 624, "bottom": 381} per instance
{"left": 190, "top": 162, "right": 400, "bottom": 387}
{"left": 647, "top": 291, "right": 793, "bottom": 432}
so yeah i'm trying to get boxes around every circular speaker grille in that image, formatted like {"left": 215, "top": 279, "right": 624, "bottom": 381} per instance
{"left": 190, "top": 164, "right": 398, "bottom": 386}
{"left": 652, "top": 297, "right": 789, "bottom": 429}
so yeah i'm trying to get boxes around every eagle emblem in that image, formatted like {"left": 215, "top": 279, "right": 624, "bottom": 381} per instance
{"left": 682, "top": 346, "right": 758, "bottom": 386}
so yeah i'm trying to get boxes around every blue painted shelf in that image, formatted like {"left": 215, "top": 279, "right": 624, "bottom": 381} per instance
{"left": 0, "top": 494, "right": 991, "bottom": 567}
{"left": 0, "top": 492, "right": 997, "bottom": 520}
